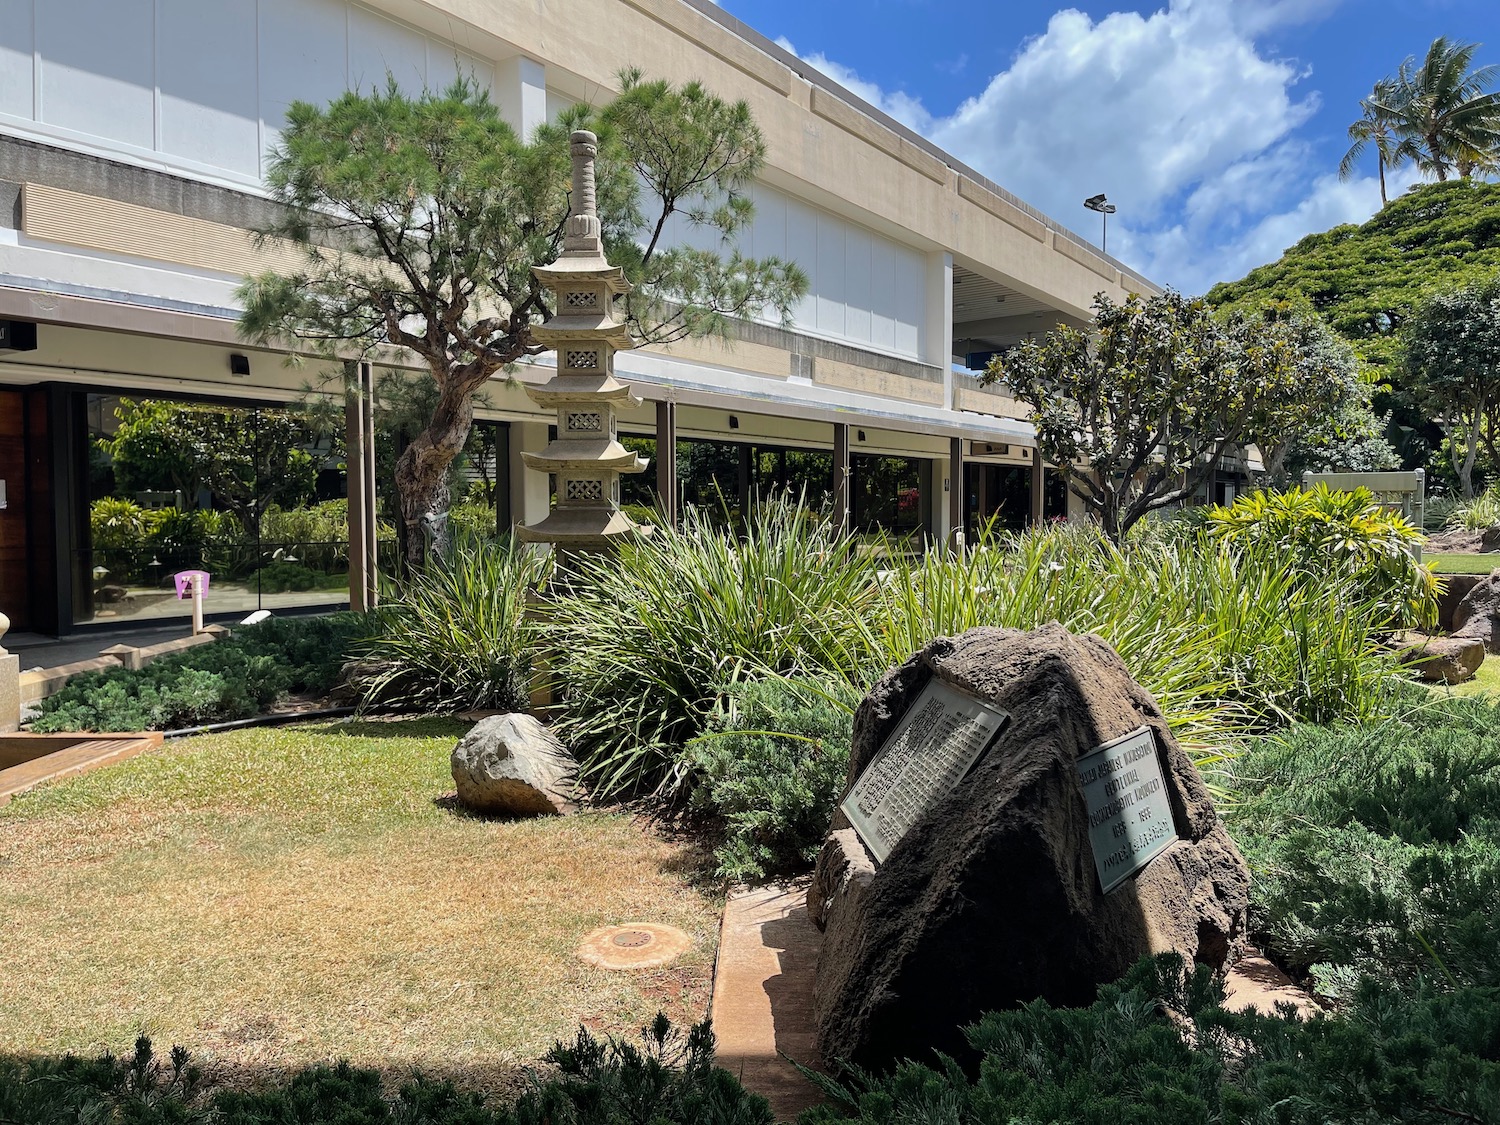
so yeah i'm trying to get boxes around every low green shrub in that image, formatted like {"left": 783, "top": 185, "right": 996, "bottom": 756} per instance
{"left": 351, "top": 535, "right": 548, "bottom": 713}
{"left": 30, "top": 613, "right": 367, "bottom": 732}
{"left": 1225, "top": 693, "right": 1500, "bottom": 998}
{"left": 247, "top": 559, "right": 346, "bottom": 592}
{"left": 805, "top": 953, "right": 1500, "bottom": 1125}
{"left": 1444, "top": 484, "right": 1500, "bottom": 532}
{"left": 0, "top": 1018, "right": 770, "bottom": 1125}
{"left": 1206, "top": 483, "right": 1437, "bottom": 629}
{"left": 689, "top": 677, "right": 857, "bottom": 883}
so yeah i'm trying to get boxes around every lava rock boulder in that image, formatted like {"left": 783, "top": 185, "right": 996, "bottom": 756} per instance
{"left": 808, "top": 623, "right": 1249, "bottom": 1072}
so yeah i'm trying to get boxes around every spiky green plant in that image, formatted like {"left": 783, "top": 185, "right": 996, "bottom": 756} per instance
{"left": 351, "top": 534, "right": 550, "bottom": 713}
{"left": 544, "top": 502, "right": 880, "bottom": 798}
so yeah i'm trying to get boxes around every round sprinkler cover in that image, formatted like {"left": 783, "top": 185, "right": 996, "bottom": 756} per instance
{"left": 576, "top": 923, "right": 693, "bottom": 970}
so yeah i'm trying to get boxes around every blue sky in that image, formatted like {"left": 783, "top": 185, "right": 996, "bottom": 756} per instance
{"left": 716, "top": 0, "right": 1500, "bottom": 293}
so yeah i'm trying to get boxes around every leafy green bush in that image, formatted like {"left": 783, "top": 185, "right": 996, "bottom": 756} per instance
{"left": 30, "top": 613, "right": 367, "bottom": 732}
{"left": 1445, "top": 483, "right": 1500, "bottom": 531}
{"left": 248, "top": 559, "right": 339, "bottom": 592}
{"left": 0, "top": 1018, "right": 769, "bottom": 1125}
{"left": 1206, "top": 484, "right": 1437, "bottom": 629}
{"left": 805, "top": 952, "right": 1500, "bottom": 1125}
{"left": 259, "top": 500, "right": 350, "bottom": 572}
{"left": 546, "top": 501, "right": 880, "bottom": 799}
{"left": 1225, "top": 693, "right": 1500, "bottom": 998}
{"left": 351, "top": 536, "right": 548, "bottom": 713}
{"left": 689, "top": 677, "right": 857, "bottom": 883}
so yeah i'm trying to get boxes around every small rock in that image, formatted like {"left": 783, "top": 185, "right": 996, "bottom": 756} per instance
{"left": 1483, "top": 525, "right": 1500, "bottom": 553}
{"left": 451, "top": 714, "right": 579, "bottom": 816}
{"left": 96, "top": 585, "right": 129, "bottom": 603}
{"left": 1453, "top": 570, "right": 1500, "bottom": 653}
{"left": 1396, "top": 632, "right": 1485, "bottom": 684}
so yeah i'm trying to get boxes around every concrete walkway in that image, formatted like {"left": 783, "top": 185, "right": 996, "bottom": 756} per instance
{"left": 5, "top": 623, "right": 201, "bottom": 671}
{"left": 708, "top": 885, "right": 1319, "bottom": 1123}
{"left": 710, "top": 885, "right": 826, "bottom": 1121}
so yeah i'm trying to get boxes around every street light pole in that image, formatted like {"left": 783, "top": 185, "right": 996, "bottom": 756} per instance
{"left": 1083, "top": 193, "right": 1117, "bottom": 255}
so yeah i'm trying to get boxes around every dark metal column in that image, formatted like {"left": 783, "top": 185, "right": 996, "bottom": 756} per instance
{"left": 655, "top": 399, "right": 677, "bottom": 526}
{"left": 346, "top": 361, "right": 378, "bottom": 611}
{"left": 948, "top": 436, "right": 963, "bottom": 546}
{"left": 1030, "top": 450, "right": 1045, "bottom": 527}
{"left": 833, "top": 423, "right": 851, "bottom": 531}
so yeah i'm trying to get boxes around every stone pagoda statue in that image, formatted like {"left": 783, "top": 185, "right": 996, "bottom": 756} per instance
{"left": 516, "top": 130, "right": 650, "bottom": 550}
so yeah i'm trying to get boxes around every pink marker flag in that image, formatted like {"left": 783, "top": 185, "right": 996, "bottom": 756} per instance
{"left": 174, "top": 570, "right": 210, "bottom": 599}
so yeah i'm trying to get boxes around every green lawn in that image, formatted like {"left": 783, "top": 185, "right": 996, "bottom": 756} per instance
{"left": 1428, "top": 552, "right": 1500, "bottom": 574}
{"left": 0, "top": 719, "right": 720, "bottom": 1089}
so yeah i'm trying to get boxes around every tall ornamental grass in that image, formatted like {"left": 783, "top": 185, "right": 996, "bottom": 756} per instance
{"left": 543, "top": 509, "right": 1402, "bottom": 800}
{"left": 545, "top": 503, "right": 880, "bottom": 798}
{"left": 864, "top": 528, "right": 1399, "bottom": 746}
{"left": 351, "top": 534, "right": 550, "bottom": 713}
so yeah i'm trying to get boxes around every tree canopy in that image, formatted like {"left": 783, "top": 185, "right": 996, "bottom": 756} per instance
{"left": 1402, "top": 273, "right": 1500, "bottom": 498}
{"left": 1207, "top": 180, "right": 1500, "bottom": 379}
{"left": 1366, "top": 37, "right": 1500, "bottom": 182}
{"left": 983, "top": 292, "right": 1350, "bottom": 542}
{"left": 103, "top": 400, "right": 326, "bottom": 535}
{"left": 238, "top": 72, "right": 807, "bottom": 570}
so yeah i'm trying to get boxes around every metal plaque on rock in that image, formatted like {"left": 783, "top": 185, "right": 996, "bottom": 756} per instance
{"left": 842, "top": 678, "right": 1010, "bottom": 863}
{"left": 1077, "top": 726, "right": 1179, "bottom": 893}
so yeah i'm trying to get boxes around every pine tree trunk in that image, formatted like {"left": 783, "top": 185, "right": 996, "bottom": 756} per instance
{"left": 393, "top": 380, "right": 479, "bottom": 572}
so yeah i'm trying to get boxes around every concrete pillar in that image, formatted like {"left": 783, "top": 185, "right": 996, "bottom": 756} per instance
{"left": 925, "top": 251, "right": 955, "bottom": 408}
{"left": 1030, "top": 453, "right": 1045, "bottom": 527}
{"left": 0, "top": 612, "right": 18, "bottom": 733}
{"left": 509, "top": 421, "right": 552, "bottom": 529}
{"left": 832, "top": 424, "right": 851, "bottom": 531}
{"left": 948, "top": 437, "right": 964, "bottom": 549}
{"left": 496, "top": 56, "right": 548, "bottom": 140}
{"left": 656, "top": 400, "right": 678, "bottom": 526}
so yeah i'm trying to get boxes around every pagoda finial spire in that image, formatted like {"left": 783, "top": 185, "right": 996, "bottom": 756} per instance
{"left": 564, "top": 130, "right": 604, "bottom": 257}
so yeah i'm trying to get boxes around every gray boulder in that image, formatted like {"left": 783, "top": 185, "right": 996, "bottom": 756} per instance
{"left": 1453, "top": 570, "right": 1500, "bottom": 653}
{"left": 1437, "top": 574, "right": 1485, "bottom": 634}
{"left": 1482, "top": 525, "right": 1500, "bottom": 553}
{"left": 809, "top": 624, "right": 1249, "bottom": 1072}
{"left": 1396, "top": 632, "right": 1485, "bottom": 684}
{"left": 451, "top": 714, "right": 579, "bottom": 816}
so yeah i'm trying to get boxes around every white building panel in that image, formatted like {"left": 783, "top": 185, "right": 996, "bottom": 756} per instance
{"left": 258, "top": 0, "right": 350, "bottom": 160}
{"left": 843, "top": 226, "right": 873, "bottom": 343}
{"left": 784, "top": 196, "right": 818, "bottom": 331}
{"left": 870, "top": 239, "right": 898, "bottom": 354}
{"left": 157, "top": 0, "right": 260, "bottom": 177}
{"left": 0, "top": 0, "right": 497, "bottom": 186}
{"left": 350, "top": 7, "right": 429, "bottom": 95}
{"left": 37, "top": 0, "right": 154, "bottom": 150}
{"left": 0, "top": 0, "right": 33, "bottom": 120}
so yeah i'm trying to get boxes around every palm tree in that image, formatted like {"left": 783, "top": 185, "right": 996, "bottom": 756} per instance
{"left": 1340, "top": 77, "right": 1416, "bottom": 206}
{"left": 1369, "top": 37, "right": 1500, "bottom": 182}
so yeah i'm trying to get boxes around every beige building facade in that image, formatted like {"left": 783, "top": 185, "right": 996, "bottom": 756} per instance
{"left": 0, "top": 0, "right": 1158, "bottom": 635}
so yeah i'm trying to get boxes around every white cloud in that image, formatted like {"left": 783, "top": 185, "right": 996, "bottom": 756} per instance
{"left": 1133, "top": 173, "right": 1383, "bottom": 293}
{"left": 928, "top": 2, "right": 1318, "bottom": 225}
{"left": 776, "top": 36, "right": 934, "bottom": 134}
{"left": 776, "top": 0, "right": 1375, "bottom": 293}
